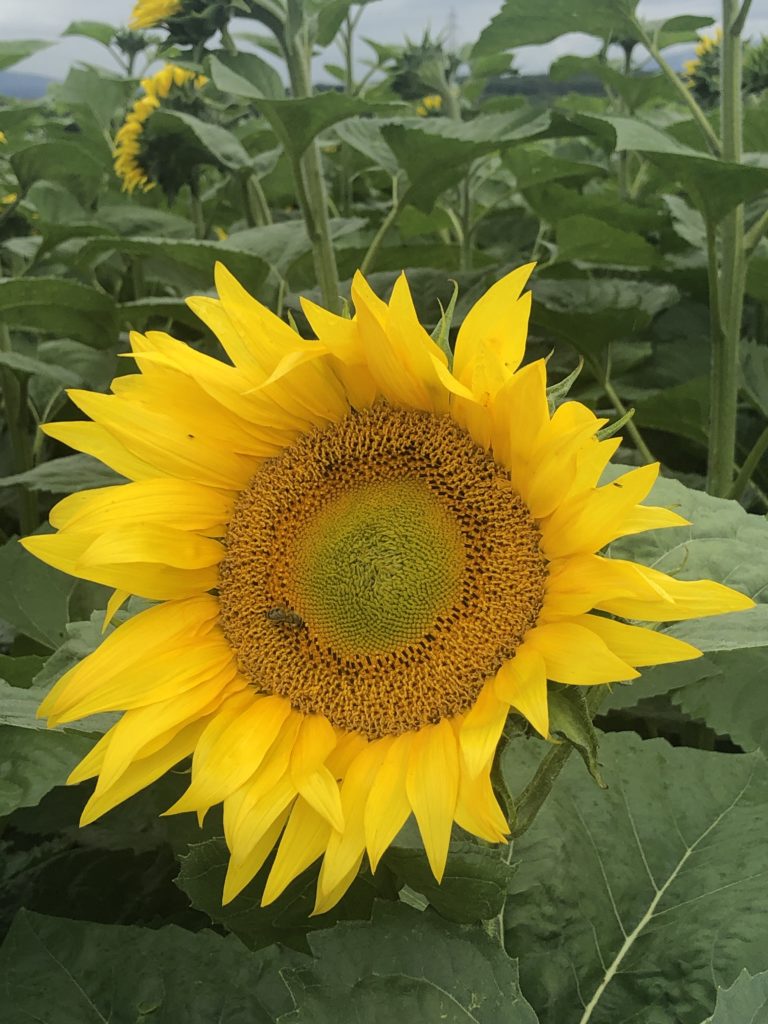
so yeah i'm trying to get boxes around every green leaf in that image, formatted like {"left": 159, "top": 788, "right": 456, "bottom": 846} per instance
{"left": 550, "top": 55, "right": 674, "bottom": 111}
{"left": 55, "top": 66, "right": 135, "bottom": 134}
{"left": 0, "top": 726, "right": 94, "bottom": 817}
{"left": 208, "top": 51, "right": 284, "bottom": 100}
{"left": 633, "top": 375, "right": 710, "bottom": 445}
{"left": 575, "top": 114, "right": 768, "bottom": 224}
{"left": 382, "top": 109, "right": 550, "bottom": 212}
{"left": 651, "top": 14, "right": 715, "bottom": 50}
{"left": 741, "top": 339, "right": 768, "bottom": 418}
{"left": 11, "top": 141, "right": 107, "bottom": 206}
{"left": 0, "top": 909, "right": 298, "bottom": 1024}
{"left": 473, "top": 0, "right": 637, "bottom": 56}
{"left": 0, "top": 654, "right": 45, "bottom": 688}
{"left": 0, "top": 40, "right": 51, "bottom": 72}
{"left": 0, "top": 350, "right": 80, "bottom": 386}
{"left": 334, "top": 118, "right": 400, "bottom": 177}
{"left": 0, "top": 278, "right": 118, "bottom": 348}
{"left": 0, "top": 539, "right": 87, "bottom": 650}
{"left": 147, "top": 109, "right": 251, "bottom": 171}
{"left": 503, "top": 732, "right": 768, "bottom": 1023}
{"left": 0, "top": 455, "right": 123, "bottom": 495}
{"left": 506, "top": 146, "right": 608, "bottom": 189}
{"left": 384, "top": 830, "right": 516, "bottom": 923}
{"left": 76, "top": 237, "right": 271, "bottom": 293}
{"left": 0, "top": 679, "right": 114, "bottom": 734}
{"left": 532, "top": 278, "right": 678, "bottom": 356}
{"left": 61, "top": 20, "right": 117, "bottom": 45}
{"left": 253, "top": 93, "right": 400, "bottom": 163}
{"left": 281, "top": 901, "right": 539, "bottom": 1023}
{"left": 555, "top": 214, "right": 659, "bottom": 269}
{"left": 706, "top": 969, "right": 768, "bottom": 1023}
{"left": 175, "top": 836, "right": 388, "bottom": 953}
{"left": 547, "top": 687, "right": 605, "bottom": 787}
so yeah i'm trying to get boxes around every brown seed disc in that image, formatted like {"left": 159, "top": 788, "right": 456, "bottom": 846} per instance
{"left": 218, "top": 404, "right": 547, "bottom": 738}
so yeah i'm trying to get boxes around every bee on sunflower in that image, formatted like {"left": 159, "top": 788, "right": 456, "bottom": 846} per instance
{"left": 23, "top": 265, "right": 753, "bottom": 913}
{"left": 113, "top": 64, "right": 208, "bottom": 194}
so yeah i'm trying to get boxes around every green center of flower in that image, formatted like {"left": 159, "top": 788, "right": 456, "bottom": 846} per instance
{"left": 291, "top": 479, "right": 465, "bottom": 654}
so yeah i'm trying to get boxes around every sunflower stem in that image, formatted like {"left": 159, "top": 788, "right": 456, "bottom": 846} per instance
{"left": 359, "top": 177, "right": 402, "bottom": 276}
{"left": 728, "top": 423, "right": 768, "bottom": 500}
{"left": 588, "top": 352, "right": 655, "bottom": 463}
{"left": 510, "top": 687, "right": 607, "bottom": 841}
{"left": 707, "top": 0, "right": 747, "bottom": 496}
{"left": 283, "top": 12, "right": 342, "bottom": 313}
{"left": 632, "top": 18, "right": 721, "bottom": 156}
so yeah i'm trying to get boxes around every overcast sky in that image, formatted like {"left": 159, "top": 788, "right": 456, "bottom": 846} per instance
{"left": 4, "top": 0, "right": 768, "bottom": 81}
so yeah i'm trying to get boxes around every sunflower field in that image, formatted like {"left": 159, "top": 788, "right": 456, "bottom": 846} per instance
{"left": 1, "top": 0, "right": 768, "bottom": 1020}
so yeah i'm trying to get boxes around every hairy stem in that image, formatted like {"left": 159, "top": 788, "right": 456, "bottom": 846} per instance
{"left": 708, "top": 0, "right": 747, "bottom": 495}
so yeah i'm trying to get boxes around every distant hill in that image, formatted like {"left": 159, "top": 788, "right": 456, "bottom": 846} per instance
{"left": 0, "top": 70, "right": 54, "bottom": 100}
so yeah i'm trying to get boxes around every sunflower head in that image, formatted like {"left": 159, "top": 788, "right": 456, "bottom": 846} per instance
{"left": 415, "top": 93, "right": 443, "bottom": 117}
{"left": 130, "top": 0, "right": 233, "bottom": 46}
{"left": 684, "top": 27, "right": 723, "bottom": 102}
{"left": 113, "top": 64, "right": 208, "bottom": 195}
{"left": 23, "top": 264, "right": 754, "bottom": 914}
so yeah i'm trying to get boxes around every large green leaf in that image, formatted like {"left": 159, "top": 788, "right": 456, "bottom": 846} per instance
{"left": 0, "top": 726, "right": 94, "bottom": 818}
{"left": 208, "top": 51, "right": 285, "bottom": 100}
{"left": 0, "top": 40, "right": 51, "bottom": 71}
{"left": 0, "top": 909, "right": 298, "bottom": 1024}
{"left": 550, "top": 55, "right": 674, "bottom": 111}
{"left": 61, "top": 20, "right": 116, "bottom": 45}
{"left": 0, "top": 455, "right": 122, "bottom": 495}
{"left": 11, "top": 141, "right": 107, "bottom": 206}
{"left": 251, "top": 93, "right": 400, "bottom": 163}
{"left": 147, "top": 109, "right": 251, "bottom": 171}
{"left": 532, "top": 278, "right": 678, "bottom": 356}
{"left": 382, "top": 109, "right": 551, "bottom": 211}
{"left": 76, "top": 237, "right": 272, "bottom": 292}
{"left": 575, "top": 114, "right": 768, "bottom": 224}
{"left": 0, "top": 539, "right": 96, "bottom": 650}
{"left": 473, "top": 0, "right": 637, "bottom": 55}
{"left": 504, "top": 732, "right": 768, "bottom": 1024}
{"left": 175, "top": 836, "right": 389, "bottom": 953}
{"left": 55, "top": 66, "right": 134, "bottom": 135}
{"left": 706, "top": 970, "right": 768, "bottom": 1023}
{"left": 555, "top": 214, "right": 659, "bottom": 268}
{"left": 0, "top": 278, "right": 118, "bottom": 348}
{"left": 281, "top": 902, "right": 539, "bottom": 1023}
{"left": 383, "top": 819, "right": 516, "bottom": 924}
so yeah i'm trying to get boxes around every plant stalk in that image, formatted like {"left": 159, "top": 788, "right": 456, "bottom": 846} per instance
{"left": 708, "top": 0, "right": 747, "bottom": 496}
{"left": 283, "top": 12, "right": 341, "bottom": 312}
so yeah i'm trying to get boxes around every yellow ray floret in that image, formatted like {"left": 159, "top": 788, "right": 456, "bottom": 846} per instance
{"left": 129, "top": 0, "right": 182, "bottom": 30}
{"left": 113, "top": 62, "right": 207, "bottom": 193}
{"left": 22, "top": 262, "right": 754, "bottom": 916}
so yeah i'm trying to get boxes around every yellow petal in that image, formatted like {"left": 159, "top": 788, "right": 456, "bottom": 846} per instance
{"left": 458, "top": 682, "right": 508, "bottom": 777}
{"left": 405, "top": 719, "right": 459, "bottom": 882}
{"left": 49, "top": 479, "right": 233, "bottom": 534}
{"left": 364, "top": 732, "right": 413, "bottom": 872}
{"left": 262, "top": 797, "right": 332, "bottom": 906}
{"left": 21, "top": 531, "right": 218, "bottom": 601}
{"left": 596, "top": 567, "right": 755, "bottom": 621}
{"left": 222, "top": 807, "right": 290, "bottom": 905}
{"left": 79, "top": 717, "right": 209, "bottom": 826}
{"left": 572, "top": 614, "right": 702, "bottom": 667}
{"left": 494, "top": 646, "right": 550, "bottom": 737}
{"left": 525, "top": 622, "right": 639, "bottom": 685}
{"left": 542, "top": 554, "right": 667, "bottom": 620}
{"left": 79, "top": 524, "right": 223, "bottom": 570}
{"left": 167, "top": 693, "right": 292, "bottom": 814}
{"left": 316, "top": 737, "right": 392, "bottom": 902}
{"left": 42, "top": 420, "right": 156, "bottom": 481}
{"left": 453, "top": 743, "right": 509, "bottom": 843}
{"left": 453, "top": 263, "right": 535, "bottom": 383}
{"left": 289, "top": 715, "right": 343, "bottom": 831}
{"left": 37, "top": 596, "right": 219, "bottom": 722}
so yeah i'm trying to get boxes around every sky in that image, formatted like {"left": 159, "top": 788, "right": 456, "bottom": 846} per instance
{"left": 3, "top": 0, "right": 768, "bottom": 82}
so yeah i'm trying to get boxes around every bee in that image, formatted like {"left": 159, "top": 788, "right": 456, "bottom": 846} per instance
{"left": 266, "top": 605, "right": 304, "bottom": 629}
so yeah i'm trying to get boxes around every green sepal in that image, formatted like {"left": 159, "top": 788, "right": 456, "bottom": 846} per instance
{"left": 547, "top": 685, "right": 606, "bottom": 788}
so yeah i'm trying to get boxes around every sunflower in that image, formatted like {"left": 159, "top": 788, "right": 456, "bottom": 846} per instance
{"left": 129, "top": 0, "right": 182, "bottom": 29}
{"left": 683, "top": 27, "right": 722, "bottom": 87}
{"left": 113, "top": 64, "right": 208, "bottom": 194}
{"left": 23, "top": 264, "right": 752, "bottom": 913}
{"left": 416, "top": 93, "right": 443, "bottom": 117}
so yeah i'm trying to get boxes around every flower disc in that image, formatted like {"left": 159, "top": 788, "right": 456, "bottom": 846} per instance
{"left": 219, "top": 404, "right": 548, "bottom": 737}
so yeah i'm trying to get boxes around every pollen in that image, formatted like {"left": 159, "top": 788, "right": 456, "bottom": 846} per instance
{"left": 219, "top": 404, "right": 548, "bottom": 738}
